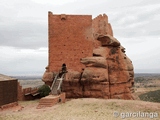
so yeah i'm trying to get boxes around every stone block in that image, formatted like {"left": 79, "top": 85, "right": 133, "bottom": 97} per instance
{"left": 80, "top": 57, "right": 107, "bottom": 68}
{"left": 97, "top": 34, "right": 120, "bottom": 47}
{"left": 82, "top": 67, "right": 108, "bottom": 82}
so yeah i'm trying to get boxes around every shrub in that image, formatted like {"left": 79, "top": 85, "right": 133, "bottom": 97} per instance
{"left": 139, "top": 90, "right": 160, "bottom": 103}
{"left": 38, "top": 84, "right": 51, "bottom": 97}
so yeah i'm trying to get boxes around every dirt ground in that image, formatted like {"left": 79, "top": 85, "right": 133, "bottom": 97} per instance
{"left": 1, "top": 77, "right": 160, "bottom": 120}
{"left": 0, "top": 98, "right": 160, "bottom": 120}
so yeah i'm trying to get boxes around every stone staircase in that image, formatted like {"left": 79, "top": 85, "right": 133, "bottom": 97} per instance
{"left": 37, "top": 72, "right": 66, "bottom": 109}
{"left": 37, "top": 93, "right": 66, "bottom": 109}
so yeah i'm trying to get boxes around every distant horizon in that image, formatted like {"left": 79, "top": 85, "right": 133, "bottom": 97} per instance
{"left": 1, "top": 69, "right": 160, "bottom": 77}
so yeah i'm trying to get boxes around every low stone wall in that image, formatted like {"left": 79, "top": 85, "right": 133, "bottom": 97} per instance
{"left": 18, "top": 82, "right": 40, "bottom": 101}
{"left": 0, "top": 102, "right": 18, "bottom": 110}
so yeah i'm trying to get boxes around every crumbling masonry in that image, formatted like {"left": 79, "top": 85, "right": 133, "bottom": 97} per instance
{"left": 42, "top": 12, "right": 135, "bottom": 99}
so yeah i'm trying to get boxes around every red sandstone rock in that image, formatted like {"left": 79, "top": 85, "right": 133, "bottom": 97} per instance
{"left": 81, "top": 67, "right": 108, "bottom": 82}
{"left": 93, "top": 47, "right": 106, "bottom": 57}
{"left": 120, "top": 46, "right": 126, "bottom": 53}
{"left": 65, "top": 70, "right": 81, "bottom": 81}
{"left": 43, "top": 12, "right": 135, "bottom": 100}
{"left": 80, "top": 57, "right": 107, "bottom": 68}
{"left": 109, "top": 70, "right": 130, "bottom": 84}
{"left": 42, "top": 71, "right": 53, "bottom": 83}
{"left": 62, "top": 80, "right": 83, "bottom": 98}
{"left": 110, "top": 83, "right": 132, "bottom": 95}
{"left": 111, "top": 92, "right": 134, "bottom": 100}
{"left": 124, "top": 56, "right": 134, "bottom": 71}
{"left": 97, "top": 34, "right": 120, "bottom": 47}
{"left": 83, "top": 81, "right": 110, "bottom": 98}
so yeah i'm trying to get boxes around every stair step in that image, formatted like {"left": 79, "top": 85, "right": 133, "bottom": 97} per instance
{"left": 37, "top": 93, "right": 66, "bottom": 109}
{"left": 39, "top": 103, "right": 54, "bottom": 105}
{"left": 39, "top": 101, "right": 56, "bottom": 103}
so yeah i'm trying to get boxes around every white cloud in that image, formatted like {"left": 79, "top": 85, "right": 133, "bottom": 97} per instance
{"left": 0, "top": 46, "right": 48, "bottom": 75}
{"left": 31, "top": 0, "right": 77, "bottom": 5}
{"left": 0, "top": 0, "right": 160, "bottom": 74}
{"left": 118, "top": 36, "right": 160, "bottom": 73}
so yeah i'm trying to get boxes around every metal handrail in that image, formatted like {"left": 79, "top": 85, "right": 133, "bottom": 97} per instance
{"left": 57, "top": 73, "right": 65, "bottom": 94}
{"left": 51, "top": 73, "right": 59, "bottom": 93}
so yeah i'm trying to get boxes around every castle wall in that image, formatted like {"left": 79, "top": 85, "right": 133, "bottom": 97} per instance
{"left": 48, "top": 12, "right": 93, "bottom": 72}
{"left": 0, "top": 79, "right": 17, "bottom": 106}
{"left": 18, "top": 83, "right": 40, "bottom": 101}
{"left": 43, "top": 12, "right": 135, "bottom": 100}
{"left": 92, "top": 14, "right": 113, "bottom": 40}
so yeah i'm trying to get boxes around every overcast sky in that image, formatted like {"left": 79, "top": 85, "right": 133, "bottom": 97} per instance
{"left": 0, "top": 0, "right": 160, "bottom": 75}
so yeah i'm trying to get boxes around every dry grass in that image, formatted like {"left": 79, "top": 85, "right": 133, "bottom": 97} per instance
{"left": 1, "top": 76, "right": 160, "bottom": 120}
{"left": 0, "top": 98, "right": 160, "bottom": 120}
{"left": 134, "top": 87, "right": 160, "bottom": 96}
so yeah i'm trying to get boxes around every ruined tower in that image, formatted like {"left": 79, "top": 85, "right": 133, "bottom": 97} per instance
{"left": 48, "top": 12, "right": 93, "bottom": 72}
{"left": 42, "top": 12, "right": 135, "bottom": 99}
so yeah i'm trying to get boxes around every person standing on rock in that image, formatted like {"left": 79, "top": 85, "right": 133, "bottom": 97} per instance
{"left": 59, "top": 63, "right": 67, "bottom": 78}
{"left": 62, "top": 63, "right": 67, "bottom": 73}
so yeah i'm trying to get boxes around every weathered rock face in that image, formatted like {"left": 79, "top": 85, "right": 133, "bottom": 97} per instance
{"left": 80, "top": 57, "right": 107, "bottom": 68}
{"left": 42, "top": 13, "right": 135, "bottom": 100}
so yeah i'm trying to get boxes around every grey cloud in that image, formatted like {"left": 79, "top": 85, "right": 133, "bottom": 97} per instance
{"left": 68, "top": 0, "right": 160, "bottom": 40}
{"left": 0, "top": 0, "right": 50, "bottom": 49}
{"left": 137, "top": 0, "right": 160, "bottom": 6}
{"left": 110, "top": 5, "right": 160, "bottom": 38}
{"left": 1, "top": 57, "right": 47, "bottom": 75}
{"left": 133, "top": 50, "right": 160, "bottom": 70}
{"left": 0, "top": 47, "right": 48, "bottom": 75}
{"left": 0, "top": 21, "right": 48, "bottom": 49}
{"left": 116, "top": 18, "right": 160, "bottom": 38}
{"left": 0, "top": 0, "right": 160, "bottom": 75}
{"left": 111, "top": 4, "right": 160, "bottom": 26}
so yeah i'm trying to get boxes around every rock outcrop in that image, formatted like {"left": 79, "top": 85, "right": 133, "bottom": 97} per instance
{"left": 42, "top": 13, "right": 135, "bottom": 100}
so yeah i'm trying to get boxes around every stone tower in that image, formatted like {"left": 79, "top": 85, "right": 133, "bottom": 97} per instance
{"left": 42, "top": 12, "right": 135, "bottom": 99}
